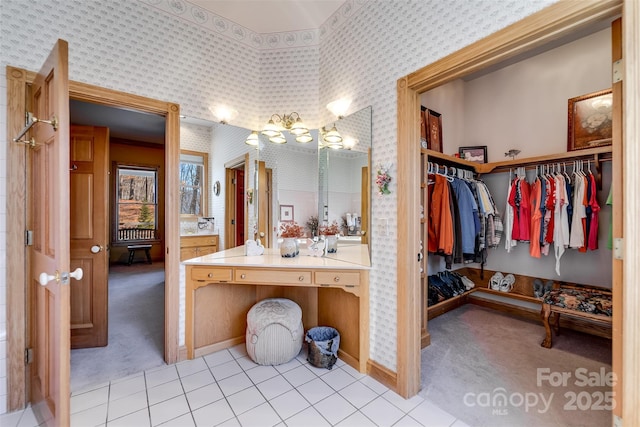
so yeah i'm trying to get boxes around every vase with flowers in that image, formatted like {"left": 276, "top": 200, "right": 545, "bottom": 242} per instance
{"left": 279, "top": 221, "right": 304, "bottom": 257}
{"left": 319, "top": 221, "right": 341, "bottom": 253}
{"left": 376, "top": 163, "right": 392, "bottom": 195}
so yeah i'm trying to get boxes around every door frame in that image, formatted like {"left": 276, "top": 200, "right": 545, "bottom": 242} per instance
{"left": 396, "top": 0, "right": 633, "bottom": 417}
{"left": 6, "top": 69, "right": 180, "bottom": 411}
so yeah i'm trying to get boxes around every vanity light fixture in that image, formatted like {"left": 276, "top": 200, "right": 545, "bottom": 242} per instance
{"left": 295, "top": 132, "right": 314, "bottom": 143}
{"left": 321, "top": 124, "right": 343, "bottom": 149}
{"left": 261, "top": 112, "right": 309, "bottom": 143}
{"left": 209, "top": 104, "right": 238, "bottom": 124}
{"left": 326, "top": 98, "right": 352, "bottom": 119}
{"left": 342, "top": 137, "right": 357, "bottom": 150}
{"left": 244, "top": 131, "right": 260, "bottom": 146}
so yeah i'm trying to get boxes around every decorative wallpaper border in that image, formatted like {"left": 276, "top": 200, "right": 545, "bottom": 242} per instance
{"left": 139, "top": 0, "right": 369, "bottom": 49}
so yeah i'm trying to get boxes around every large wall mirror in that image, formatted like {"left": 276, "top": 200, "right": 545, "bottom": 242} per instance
{"left": 179, "top": 105, "right": 372, "bottom": 261}
{"left": 319, "top": 106, "right": 371, "bottom": 248}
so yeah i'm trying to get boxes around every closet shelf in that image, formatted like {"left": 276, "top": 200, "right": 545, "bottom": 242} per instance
{"left": 474, "top": 287, "right": 542, "bottom": 304}
{"left": 422, "top": 146, "right": 612, "bottom": 175}
{"left": 477, "top": 146, "right": 612, "bottom": 174}
{"left": 422, "top": 148, "right": 478, "bottom": 170}
{"left": 427, "top": 289, "right": 475, "bottom": 320}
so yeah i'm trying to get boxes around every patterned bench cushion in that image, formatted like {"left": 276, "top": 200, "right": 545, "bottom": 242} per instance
{"left": 543, "top": 287, "right": 612, "bottom": 317}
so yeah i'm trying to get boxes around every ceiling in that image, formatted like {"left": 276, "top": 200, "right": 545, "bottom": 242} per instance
{"left": 188, "top": 0, "right": 345, "bottom": 34}
{"left": 70, "top": 1, "right": 345, "bottom": 143}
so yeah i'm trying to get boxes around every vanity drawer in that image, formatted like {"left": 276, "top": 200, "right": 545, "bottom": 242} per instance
{"left": 235, "top": 269, "right": 312, "bottom": 285}
{"left": 181, "top": 235, "right": 219, "bottom": 248}
{"left": 191, "top": 267, "right": 233, "bottom": 282}
{"left": 315, "top": 271, "right": 360, "bottom": 287}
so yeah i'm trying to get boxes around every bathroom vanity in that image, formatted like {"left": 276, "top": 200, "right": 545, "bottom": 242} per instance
{"left": 183, "top": 244, "right": 370, "bottom": 372}
{"left": 179, "top": 234, "right": 219, "bottom": 261}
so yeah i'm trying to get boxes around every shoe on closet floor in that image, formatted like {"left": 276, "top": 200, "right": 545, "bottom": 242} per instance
{"left": 490, "top": 272, "right": 504, "bottom": 291}
{"left": 543, "top": 280, "right": 554, "bottom": 294}
{"left": 500, "top": 274, "right": 515, "bottom": 292}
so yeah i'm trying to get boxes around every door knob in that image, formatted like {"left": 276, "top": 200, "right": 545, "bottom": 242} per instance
{"left": 90, "top": 245, "right": 104, "bottom": 254}
{"left": 38, "top": 271, "right": 60, "bottom": 286}
{"left": 69, "top": 267, "right": 83, "bottom": 281}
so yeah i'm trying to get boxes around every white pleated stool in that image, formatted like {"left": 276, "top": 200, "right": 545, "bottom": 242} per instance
{"left": 246, "top": 298, "right": 303, "bottom": 365}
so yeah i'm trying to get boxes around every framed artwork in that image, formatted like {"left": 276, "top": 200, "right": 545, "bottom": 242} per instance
{"left": 280, "top": 204, "right": 294, "bottom": 222}
{"left": 425, "top": 109, "right": 443, "bottom": 152}
{"left": 459, "top": 146, "right": 488, "bottom": 163}
{"left": 567, "top": 88, "right": 613, "bottom": 151}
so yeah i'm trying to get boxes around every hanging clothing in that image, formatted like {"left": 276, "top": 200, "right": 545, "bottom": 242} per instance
{"left": 428, "top": 174, "right": 454, "bottom": 255}
{"left": 569, "top": 173, "right": 586, "bottom": 249}
{"left": 529, "top": 177, "right": 542, "bottom": 258}
{"left": 504, "top": 177, "right": 516, "bottom": 252}
{"left": 553, "top": 174, "right": 570, "bottom": 275}
{"left": 451, "top": 178, "right": 480, "bottom": 256}
{"left": 587, "top": 172, "right": 600, "bottom": 250}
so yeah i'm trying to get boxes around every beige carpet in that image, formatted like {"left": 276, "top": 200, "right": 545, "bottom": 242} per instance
{"left": 420, "top": 304, "right": 612, "bottom": 427}
{"left": 70, "top": 262, "right": 166, "bottom": 392}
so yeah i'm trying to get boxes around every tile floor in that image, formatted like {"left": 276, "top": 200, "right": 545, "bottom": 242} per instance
{"left": 1, "top": 344, "right": 469, "bottom": 427}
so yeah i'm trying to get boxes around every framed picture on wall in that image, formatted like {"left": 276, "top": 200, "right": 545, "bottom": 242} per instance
{"left": 458, "top": 146, "right": 488, "bottom": 163}
{"left": 567, "top": 88, "right": 613, "bottom": 151}
{"left": 425, "top": 109, "right": 443, "bottom": 152}
{"left": 280, "top": 205, "right": 294, "bottom": 222}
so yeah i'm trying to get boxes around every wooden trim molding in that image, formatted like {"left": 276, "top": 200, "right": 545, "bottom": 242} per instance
{"left": 396, "top": 0, "right": 624, "bottom": 406}
{"left": 6, "top": 68, "right": 181, "bottom": 411}
{"left": 6, "top": 66, "right": 28, "bottom": 412}
{"left": 622, "top": 1, "right": 640, "bottom": 425}
{"left": 367, "top": 359, "right": 398, "bottom": 393}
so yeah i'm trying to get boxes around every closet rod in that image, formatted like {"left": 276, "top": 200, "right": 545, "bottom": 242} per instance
{"left": 495, "top": 156, "right": 611, "bottom": 172}
{"left": 500, "top": 156, "right": 611, "bottom": 190}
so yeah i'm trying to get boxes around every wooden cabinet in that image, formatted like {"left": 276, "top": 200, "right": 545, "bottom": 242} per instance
{"left": 180, "top": 235, "right": 218, "bottom": 261}
{"left": 184, "top": 250, "right": 370, "bottom": 373}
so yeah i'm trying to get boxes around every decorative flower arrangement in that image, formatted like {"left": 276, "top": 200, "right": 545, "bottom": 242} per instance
{"left": 319, "top": 221, "right": 341, "bottom": 236}
{"left": 376, "top": 163, "right": 392, "bottom": 195}
{"left": 279, "top": 221, "right": 304, "bottom": 238}
{"left": 306, "top": 215, "right": 319, "bottom": 236}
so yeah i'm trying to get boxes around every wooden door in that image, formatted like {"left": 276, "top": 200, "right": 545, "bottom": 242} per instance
{"left": 257, "top": 161, "right": 269, "bottom": 247}
{"left": 224, "top": 168, "right": 236, "bottom": 249}
{"left": 70, "top": 125, "right": 109, "bottom": 348}
{"left": 235, "top": 169, "right": 245, "bottom": 245}
{"left": 29, "top": 39, "right": 72, "bottom": 426}
{"left": 361, "top": 164, "right": 369, "bottom": 245}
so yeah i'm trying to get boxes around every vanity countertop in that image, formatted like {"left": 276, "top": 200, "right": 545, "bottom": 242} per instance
{"left": 180, "top": 232, "right": 218, "bottom": 237}
{"left": 182, "top": 244, "right": 370, "bottom": 269}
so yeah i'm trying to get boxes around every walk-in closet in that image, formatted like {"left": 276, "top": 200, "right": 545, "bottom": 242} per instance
{"left": 396, "top": 1, "right": 630, "bottom": 426}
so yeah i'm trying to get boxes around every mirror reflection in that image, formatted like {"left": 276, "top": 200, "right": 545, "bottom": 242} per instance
{"left": 319, "top": 106, "right": 372, "bottom": 248}
{"left": 179, "top": 119, "right": 257, "bottom": 258}
{"left": 179, "top": 105, "right": 372, "bottom": 263}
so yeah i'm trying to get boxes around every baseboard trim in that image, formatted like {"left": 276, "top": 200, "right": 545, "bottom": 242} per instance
{"left": 178, "top": 345, "right": 188, "bottom": 362}
{"left": 367, "top": 359, "right": 398, "bottom": 392}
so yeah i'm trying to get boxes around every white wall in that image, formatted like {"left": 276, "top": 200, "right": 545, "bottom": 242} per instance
{"left": 421, "top": 29, "right": 611, "bottom": 161}
{"left": 0, "top": 0, "right": 557, "bottom": 411}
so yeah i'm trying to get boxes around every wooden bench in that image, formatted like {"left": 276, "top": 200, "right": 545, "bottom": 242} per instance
{"left": 540, "top": 284, "right": 612, "bottom": 348}
{"left": 127, "top": 244, "right": 153, "bottom": 265}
